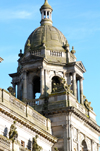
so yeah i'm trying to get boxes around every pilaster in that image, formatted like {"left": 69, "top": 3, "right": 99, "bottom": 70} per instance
{"left": 77, "top": 130, "right": 80, "bottom": 151}
{"left": 40, "top": 68, "right": 44, "bottom": 95}
{"left": 23, "top": 71, "right": 27, "bottom": 100}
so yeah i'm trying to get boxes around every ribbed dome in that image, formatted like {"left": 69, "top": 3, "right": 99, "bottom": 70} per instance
{"left": 24, "top": 25, "right": 67, "bottom": 53}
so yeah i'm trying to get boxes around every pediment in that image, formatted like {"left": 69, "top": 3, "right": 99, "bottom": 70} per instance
{"left": 76, "top": 61, "right": 86, "bottom": 73}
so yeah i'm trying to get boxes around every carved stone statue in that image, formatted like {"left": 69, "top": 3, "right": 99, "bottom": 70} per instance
{"left": 83, "top": 95, "right": 93, "bottom": 110}
{"left": 7, "top": 86, "right": 15, "bottom": 96}
{"left": 52, "top": 77, "right": 73, "bottom": 94}
{"left": 32, "top": 135, "right": 42, "bottom": 151}
{"left": 9, "top": 121, "right": 18, "bottom": 142}
{"left": 61, "top": 78, "right": 73, "bottom": 94}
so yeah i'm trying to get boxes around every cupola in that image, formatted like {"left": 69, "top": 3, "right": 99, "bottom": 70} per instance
{"left": 40, "top": 0, "right": 53, "bottom": 26}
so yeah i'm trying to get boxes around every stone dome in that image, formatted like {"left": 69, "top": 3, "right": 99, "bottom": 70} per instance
{"left": 24, "top": 24, "right": 67, "bottom": 53}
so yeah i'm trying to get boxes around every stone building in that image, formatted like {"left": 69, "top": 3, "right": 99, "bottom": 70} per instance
{"left": 0, "top": 0, "right": 100, "bottom": 151}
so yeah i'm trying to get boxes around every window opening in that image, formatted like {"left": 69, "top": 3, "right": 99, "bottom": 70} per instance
{"left": 82, "top": 140, "right": 88, "bottom": 151}
{"left": 47, "top": 11, "right": 49, "bottom": 19}
{"left": 33, "top": 76, "right": 40, "bottom": 99}
{"left": 44, "top": 11, "right": 46, "bottom": 19}
{"left": 52, "top": 76, "right": 61, "bottom": 92}
{"left": 21, "top": 140, "right": 25, "bottom": 147}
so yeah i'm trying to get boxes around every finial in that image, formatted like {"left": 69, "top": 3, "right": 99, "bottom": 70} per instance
{"left": 27, "top": 39, "right": 31, "bottom": 47}
{"left": 71, "top": 46, "right": 76, "bottom": 54}
{"left": 45, "top": 0, "right": 48, "bottom": 2}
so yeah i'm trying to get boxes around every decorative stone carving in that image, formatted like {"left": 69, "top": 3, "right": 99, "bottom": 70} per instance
{"left": 32, "top": 135, "right": 42, "bottom": 151}
{"left": 9, "top": 121, "right": 18, "bottom": 142}
{"left": 52, "top": 78, "right": 73, "bottom": 94}
{"left": 62, "top": 78, "right": 73, "bottom": 94}
{"left": 83, "top": 95, "right": 93, "bottom": 110}
{"left": 7, "top": 86, "right": 15, "bottom": 96}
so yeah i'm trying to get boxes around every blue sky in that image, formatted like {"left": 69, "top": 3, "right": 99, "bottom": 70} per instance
{"left": 0, "top": 0, "right": 100, "bottom": 125}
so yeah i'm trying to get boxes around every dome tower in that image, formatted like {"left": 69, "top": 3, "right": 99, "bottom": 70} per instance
{"left": 9, "top": 1, "right": 100, "bottom": 151}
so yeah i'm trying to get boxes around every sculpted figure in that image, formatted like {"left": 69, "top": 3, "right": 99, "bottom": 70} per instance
{"left": 9, "top": 121, "right": 18, "bottom": 142}
{"left": 32, "top": 135, "right": 42, "bottom": 151}
{"left": 83, "top": 95, "right": 93, "bottom": 110}
{"left": 84, "top": 99, "right": 93, "bottom": 110}
{"left": 7, "top": 86, "right": 15, "bottom": 96}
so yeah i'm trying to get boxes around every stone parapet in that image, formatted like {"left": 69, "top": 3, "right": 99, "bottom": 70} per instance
{"left": 0, "top": 89, "right": 57, "bottom": 143}
{"left": 32, "top": 91, "right": 96, "bottom": 122}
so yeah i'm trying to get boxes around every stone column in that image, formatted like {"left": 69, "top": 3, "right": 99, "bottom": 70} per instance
{"left": 76, "top": 80, "right": 78, "bottom": 101}
{"left": 23, "top": 71, "right": 27, "bottom": 100}
{"left": 63, "top": 113, "right": 72, "bottom": 151}
{"left": 28, "top": 82, "right": 33, "bottom": 100}
{"left": 63, "top": 124, "right": 67, "bottom": 151}
{"left": 49, "top": 11, "right": 50, "bottom": 19}
{"left": 70, "top": 124, "right": 73, "bottom": 151}
{"left": 40, "top": 68, "right": 44, "bottom": 95}
{"left": 80, "top": 78, "right": 83, "bottom": 104}
{"left": 17, "top": 83, "right": 19, "bottom": 99}
{"left": 12, "top": 83, "right": 16, "bottom": 97}
{"left": 44, "top": 69, "right": 47, "bottom": 96}
{"left": 72, "top": 72, "right": 76, "bottom": 97}
{"left": 46, "top": 11, "right": 47, "bottom": 18}
{"left": 42, "top": 11, "right": 44, "bottom": 19}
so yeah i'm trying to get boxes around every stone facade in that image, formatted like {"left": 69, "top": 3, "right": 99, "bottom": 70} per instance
{"left": 0, "top": 89, "right": 57, "bottom": 151}
{"left": 0, "top": 0, "right": 100, "bottom": 151}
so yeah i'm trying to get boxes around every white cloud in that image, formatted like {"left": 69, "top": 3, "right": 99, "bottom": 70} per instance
{"left": 0, "top": 10, "right": 32, "bottom": 20}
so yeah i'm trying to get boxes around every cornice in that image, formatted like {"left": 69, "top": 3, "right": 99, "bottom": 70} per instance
{"left": 0, "top": 105, "right": 57, "bottom": 144}
{"left": 44, "top": 106, "right": 100, "bottom": 133}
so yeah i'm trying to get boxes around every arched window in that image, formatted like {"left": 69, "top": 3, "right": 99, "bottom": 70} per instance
{"left": 33, "top": 76, "right": 40, "bottom": 99}
{"left": 52, "top": 76, "right": 61, "bottom": 92}
{"left": 82, "top": 140, "right": 88, "bottom": 151}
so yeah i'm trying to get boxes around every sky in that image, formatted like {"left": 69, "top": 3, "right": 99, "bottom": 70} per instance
{"left": 0, "top": 0, "right": 100, "bottom": 126}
